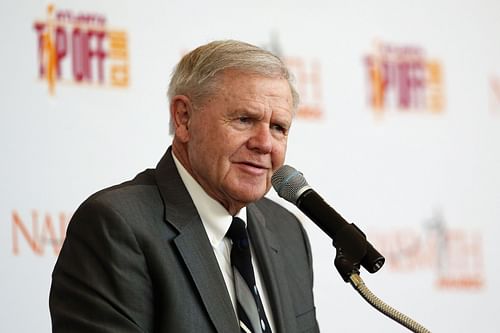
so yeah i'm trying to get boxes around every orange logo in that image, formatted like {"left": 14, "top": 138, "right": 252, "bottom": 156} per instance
{"left": 33, "top": 4, "right": 129, "bottom": 95}
{"left": 12, "top": 210, "right": 70, "bottom": 256}
{"left": 369, "top": 210, "right": 484, "bottom": 290}
{"left": 364, "top": 40, "right": 445, "bottom": 115}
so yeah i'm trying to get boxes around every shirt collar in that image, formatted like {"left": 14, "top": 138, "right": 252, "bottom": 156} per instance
{"left": 172, "top": 152, "right": 247, "bottom": 247}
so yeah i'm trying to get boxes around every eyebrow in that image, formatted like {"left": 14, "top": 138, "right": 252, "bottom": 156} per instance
{"left": 231, "top": 107, "right": 264, "bottom": 118}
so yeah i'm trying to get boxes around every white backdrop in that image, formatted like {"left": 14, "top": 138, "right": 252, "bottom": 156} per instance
{"left": 2, "top": 0, "right": 500, "bottom": 332}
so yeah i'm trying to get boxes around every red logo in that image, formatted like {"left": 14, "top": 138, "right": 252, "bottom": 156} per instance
{"left": 364, "top": 40, "right": 445, "bottom": 115}
{"left": 12, "top": 210, "right": 70, "bottom": 256}
{"left": 369, "top": 210, "right": 484, "bottom": 290}
{"left": 33, "top": 4, "right": 129, "bottom": 95}
{"left": 285, "top": 57, "right": 324, "bottom": 119}
{"left": 263, "top": 36, "right": 324, "bottom": 119}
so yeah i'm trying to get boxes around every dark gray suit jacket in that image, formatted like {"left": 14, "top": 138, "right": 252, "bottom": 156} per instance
{"left": 50, "top": 148, "right": 319, "bottom": 332}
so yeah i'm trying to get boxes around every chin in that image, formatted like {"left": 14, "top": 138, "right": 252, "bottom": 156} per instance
{"left": 235, "top": 190, "right": 268, "bottom": 204}
{"left": 226, "top": 181, "right": 269, "bottom": 202}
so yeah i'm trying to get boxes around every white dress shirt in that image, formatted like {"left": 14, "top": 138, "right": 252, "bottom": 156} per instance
{"left": 172, "top": 153, "right": 276, "bottom": 332}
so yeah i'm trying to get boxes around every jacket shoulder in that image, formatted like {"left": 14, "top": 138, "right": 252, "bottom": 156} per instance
{"left": 70, "top": 168, "right": 164, "bottom": 236}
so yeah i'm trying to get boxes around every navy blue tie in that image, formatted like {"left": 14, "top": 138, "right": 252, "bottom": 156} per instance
{"left": 227, "top": 217, "right": 272, "bottom": 333}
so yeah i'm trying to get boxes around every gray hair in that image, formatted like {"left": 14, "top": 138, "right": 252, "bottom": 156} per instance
{"left": 167, "top": 40, "right": 299, "bottom": 134}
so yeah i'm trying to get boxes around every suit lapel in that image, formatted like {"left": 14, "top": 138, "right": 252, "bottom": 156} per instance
{"left": 247, "top": 203, "right": 296, "bottom": 333}
{"left": 154, "top": 148, "right": 239, "bottom": 333}
{"left": 173, "top": 220, "right": 238, "bottom": 333}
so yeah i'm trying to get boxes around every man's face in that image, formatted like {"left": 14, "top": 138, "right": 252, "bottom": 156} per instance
{"left": 177, "top": 70, "right": 294, "bottom": 214}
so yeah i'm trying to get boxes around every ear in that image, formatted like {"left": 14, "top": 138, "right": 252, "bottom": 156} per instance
{"left": 170, "top": 95, "right": 193, "bottom": 143}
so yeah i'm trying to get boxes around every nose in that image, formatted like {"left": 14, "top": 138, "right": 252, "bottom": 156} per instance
{"left": 247, "top": 123, "right": 273, "bottom": 154}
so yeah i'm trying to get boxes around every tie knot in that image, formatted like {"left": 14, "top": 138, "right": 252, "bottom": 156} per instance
{"left": 227, "top": 217, "right": 249, "bottom": 248}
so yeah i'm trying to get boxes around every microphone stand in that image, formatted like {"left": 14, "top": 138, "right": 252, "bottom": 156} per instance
{"left": 270, "top": 165, "right": 432, "bottom": 332}
{"left": 333, "top": 224, "right": 432, "bottom": 333}
{"left": 349, "top": 273, "right": 431, "bottom": 333}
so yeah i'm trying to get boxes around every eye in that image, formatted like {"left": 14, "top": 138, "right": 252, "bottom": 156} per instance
{"left": 232, "top": 115, "right": 254, "bottom": 130}
{"left": 238, "top": 116, "right": 251, "bottom": 124}
{"left": 271, "top": 123, "right": 287, "bottom": 135}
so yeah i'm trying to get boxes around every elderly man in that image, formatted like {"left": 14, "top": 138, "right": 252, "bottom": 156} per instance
{"left": 50, "top": 40, "right": 319, "bottom": 333}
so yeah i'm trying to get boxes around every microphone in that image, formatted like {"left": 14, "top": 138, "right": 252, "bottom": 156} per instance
{"left": 272, "top": 165, "right": 385, "bottom": 280}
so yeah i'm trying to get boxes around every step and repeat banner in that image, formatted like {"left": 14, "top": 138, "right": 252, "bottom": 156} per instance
{"left": 2, "top": 1, "right": 499, "bottom": 332}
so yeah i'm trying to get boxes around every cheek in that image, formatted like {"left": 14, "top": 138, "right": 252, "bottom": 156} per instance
{"left": 271, "top": 141, "right": 287, "bottom": 166}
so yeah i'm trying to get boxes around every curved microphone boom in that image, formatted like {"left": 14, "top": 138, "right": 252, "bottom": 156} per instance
{"left": 271, "top": 165, "right": 385, "bottom": 280}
